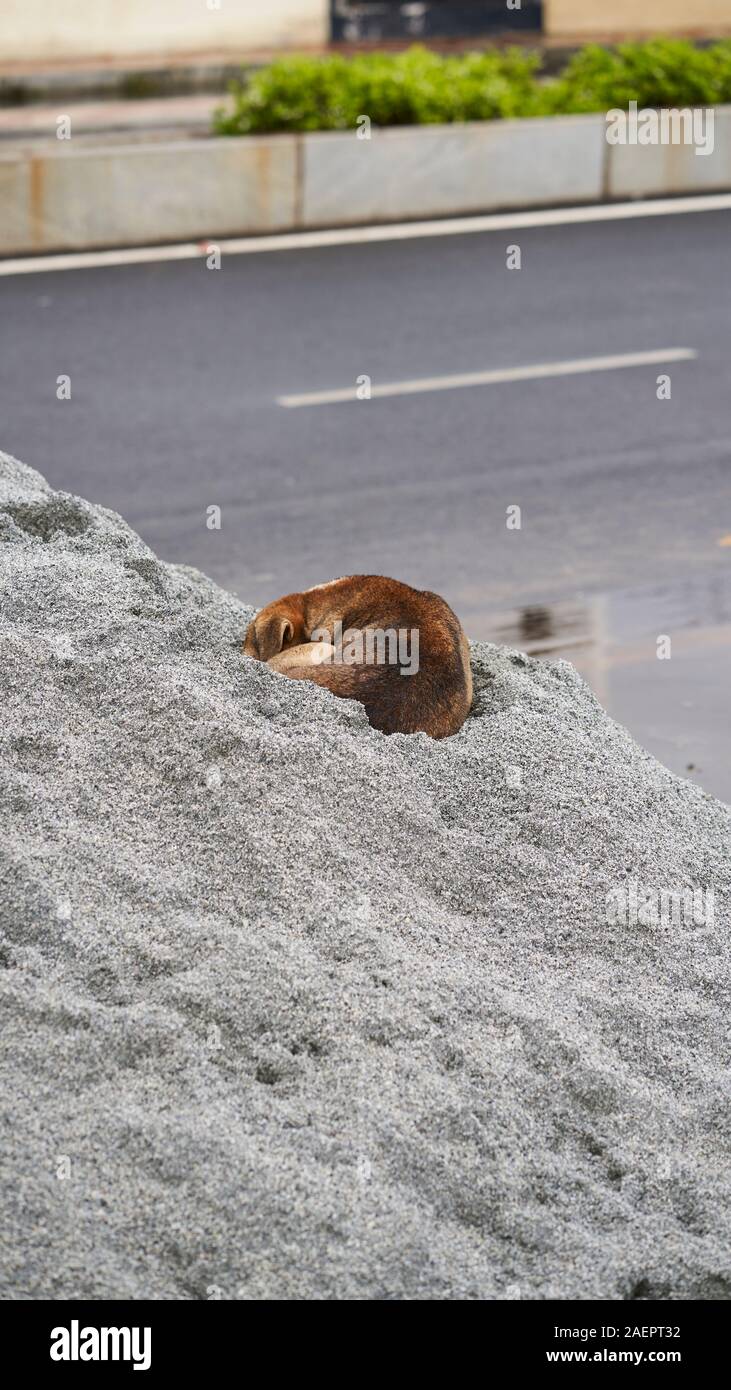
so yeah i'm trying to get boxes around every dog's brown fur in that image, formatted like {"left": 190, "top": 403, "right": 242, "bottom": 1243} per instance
{"left": 243, "top": 575, "right": 472, "bottom": 739}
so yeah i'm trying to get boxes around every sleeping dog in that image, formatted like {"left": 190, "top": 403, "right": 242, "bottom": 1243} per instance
{"left": 243, "top": 575, "right": 472, "bottom": 738}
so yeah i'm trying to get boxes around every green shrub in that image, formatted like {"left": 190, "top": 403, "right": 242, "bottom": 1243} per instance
{"left": 213, "top": 39, "right": 731, "bottom": 137}
{"left": 537, "top": 38, "right": 731, "bottom": 116}
{"left": 213, "top": 46, "right": 542, "bottom": 135}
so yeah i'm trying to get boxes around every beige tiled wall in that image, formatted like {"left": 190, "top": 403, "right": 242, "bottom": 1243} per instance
{"left": 545, "top": 0, "right": 731, "bottom": 38}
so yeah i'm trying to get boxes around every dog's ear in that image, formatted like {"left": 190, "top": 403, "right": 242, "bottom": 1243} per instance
{"left": 258, "top": 613, "right": 294, "bottom": 660}
{"left": 243, "top": 593, "right": 305, "bottom": 661}
{"left": 246, "top": 611, "right": 294, "bottom": 661}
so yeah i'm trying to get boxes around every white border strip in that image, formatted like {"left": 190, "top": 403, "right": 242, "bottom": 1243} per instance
{"left": 1, "top": 194, "right": 731, "bottom": 277}
{"left": 277, "top": 349, "right": 698, "bottom": 407}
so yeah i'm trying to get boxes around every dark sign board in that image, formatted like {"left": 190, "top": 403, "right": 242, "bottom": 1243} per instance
{"left": 331, "top": 0, "right": 543, "bottom": 43}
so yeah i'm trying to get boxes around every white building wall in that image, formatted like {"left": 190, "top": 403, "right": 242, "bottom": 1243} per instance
{"left": 0, "top": 0, "right": 330, "bottom": 65}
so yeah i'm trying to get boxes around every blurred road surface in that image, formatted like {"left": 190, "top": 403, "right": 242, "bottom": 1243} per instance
{"left": 2, "top": 206, "right": 730, "bottom": 797}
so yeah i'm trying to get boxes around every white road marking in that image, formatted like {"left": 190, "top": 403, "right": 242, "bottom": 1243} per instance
{"left": 1, "top": 193, "right": 730, "bottom": 277}
{"left": 277, "top": 348, "right": 698, "bottom": 408}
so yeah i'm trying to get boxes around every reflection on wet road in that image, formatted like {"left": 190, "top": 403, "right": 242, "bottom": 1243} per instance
{"left": 465, "top": 573, "right": 731, "bottom": 806}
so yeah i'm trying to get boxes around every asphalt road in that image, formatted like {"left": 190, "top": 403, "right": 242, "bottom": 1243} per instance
{"left": 2, "top": 207, "right": 730, "bottom": 796}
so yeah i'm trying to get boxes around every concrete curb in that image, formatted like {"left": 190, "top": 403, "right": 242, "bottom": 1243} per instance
{"left": 0, "top": 136, "right": 298, "bottom": 254}
{"left": 301, "top": 116, "right": 606, "bottom": 227}
{"left": 608, "top": 106, "right": 731, "bottom": 198}
{"left": 2, "top": 109, "right": 731, "bottom": 255}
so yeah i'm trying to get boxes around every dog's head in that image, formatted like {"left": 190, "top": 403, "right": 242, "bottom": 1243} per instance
{"left": 243, "top": 594, "right": 305, "bottom": 661}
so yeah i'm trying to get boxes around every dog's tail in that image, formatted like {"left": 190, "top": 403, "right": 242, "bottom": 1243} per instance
{"left": 278, "top": 660, "right": 468, "bottom": 738}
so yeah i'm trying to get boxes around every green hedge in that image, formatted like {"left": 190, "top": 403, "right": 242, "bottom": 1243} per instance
{"left": 540, "top": 38, "right": 731, "bottom": 115}
{"left": 213, "top": 39, "right": 731, "bottom": 137}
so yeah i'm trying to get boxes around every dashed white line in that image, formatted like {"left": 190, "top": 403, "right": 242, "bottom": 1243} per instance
{"left": 277, "top": 348, "right": 698, "bottom": 408}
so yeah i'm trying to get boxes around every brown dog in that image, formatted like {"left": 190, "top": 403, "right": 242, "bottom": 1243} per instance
{"left": 243, "top": 575, "right": 472, "bottom": 738}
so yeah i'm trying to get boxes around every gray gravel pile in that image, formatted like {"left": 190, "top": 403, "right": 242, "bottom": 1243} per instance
{"left": 1, "top": 451, "right": 729, "bottom": 1301}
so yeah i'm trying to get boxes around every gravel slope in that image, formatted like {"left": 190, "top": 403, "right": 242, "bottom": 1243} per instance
{"left": 1, "top": 452, "right": 729, "bottom": 1301}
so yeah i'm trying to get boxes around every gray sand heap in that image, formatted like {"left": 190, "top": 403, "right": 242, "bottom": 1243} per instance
{"left": 1, "top": 451, "right": 730, "bottom": 1302}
